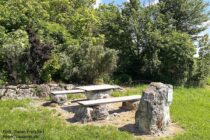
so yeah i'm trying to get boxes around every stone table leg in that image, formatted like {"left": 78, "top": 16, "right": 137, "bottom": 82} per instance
{"left": 75, "top": 90, "right": 112, "bottom": 122}
{"left": 85, "top": 90, "right": 111, "bottom": 100}
{"left": 74, "top": 105, "right": 109, "bottom": 123}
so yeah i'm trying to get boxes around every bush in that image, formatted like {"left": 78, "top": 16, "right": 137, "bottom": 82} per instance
{"left": 59, "top": 42, "right": 118, "bottom": 84}
{"left": 0, "top": 29, "right": 30, "bottom": 84}
{"left": 41, "top": 54, "right": 61, "bottom": 83}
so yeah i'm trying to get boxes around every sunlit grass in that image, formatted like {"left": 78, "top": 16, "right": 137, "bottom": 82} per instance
{"left": 0, "top": 100, "right": 136, "bottom": 140}
{"left": 67, "top": 93, "right": 86, "bottom": 100}
{"left": 170, "top": 87, "right": 210, "bottom": 140}
{"left": 111, "top": 84, "right": 148, "bottom": 97}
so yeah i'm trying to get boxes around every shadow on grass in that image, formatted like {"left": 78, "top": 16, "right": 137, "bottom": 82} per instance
{"left": 62, "top": 105, "right": 81, "bottom": 123}
{"left": 119, "top": 123, "right": 147, "bottom": 136}
{"left": 42, "top": 101, "right": 53, "bottom": 106}
{"left": 61, "top": 105, "right": 79, "bottom": 114}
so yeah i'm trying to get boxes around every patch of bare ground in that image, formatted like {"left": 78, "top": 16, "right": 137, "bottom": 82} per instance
{"left": 31, "top": 99, "right": 184, "bottom": 140}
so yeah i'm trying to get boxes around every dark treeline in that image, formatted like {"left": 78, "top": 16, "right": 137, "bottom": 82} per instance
{"left": 0, "top": 0, "right": 209, "bottom": 86}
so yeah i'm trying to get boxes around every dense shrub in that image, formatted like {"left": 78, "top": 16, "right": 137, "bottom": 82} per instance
{"left": 0, "top": 29, "right": 30, "bottom": 84}
{"left": 58, "top": 42, "right": 118, "bottom": 84}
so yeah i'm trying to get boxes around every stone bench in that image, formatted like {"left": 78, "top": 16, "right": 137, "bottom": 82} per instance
{"left": 75, "top": 95, "right": 141, "bottom": 122}
{"left": 50, "top": 89, "right": 85, "bottom": 104}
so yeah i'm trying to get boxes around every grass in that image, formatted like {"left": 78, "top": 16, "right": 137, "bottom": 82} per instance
{"left": 207, "top": 77, "right": 210, "bottom": 85}
{"left": 111, "top": 84, "right": 148, "bottom": 97}
{"left": 170, "top": 87, "right": 210, "bottom": 140}
{"left": 0, "top": 85, "right": 209, "bottom": 140}
{"left": 67, "top": 93, "right": 86, "bottom": 100}
{"left": 0, "top": 100, "right": 135, "bottom": 140}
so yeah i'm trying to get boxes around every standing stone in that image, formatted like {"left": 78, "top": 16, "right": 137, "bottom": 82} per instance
{"left": 135, "top": 82, "right": 173, "bottom": 135}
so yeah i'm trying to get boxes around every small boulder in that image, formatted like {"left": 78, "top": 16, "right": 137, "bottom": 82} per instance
{"left": 92, "top": 105, "right": 109, "bottom": 120}
{"left": 74, "top": 107, "right": 93, "bottom": 123}
{"left": 50, "top": 94, "right": 67, "bottom": 104}
{"left": 36, "top": 84, "right": 50, "bottom": 97}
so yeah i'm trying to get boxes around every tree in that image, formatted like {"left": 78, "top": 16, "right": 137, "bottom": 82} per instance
{"left": 0, "top": 0, "right": 118, "bottom": 84}
{"left": 188, "top": 35, "right": 210, "bottom": 86}
{"left": 0, "top": 29, "right": 30, "bottom": 83}
{"left": 99, "top": 0, "right": 207, "bottom": 85}
{"left": 159, "top": 0, "right": 209, "bottom": 39}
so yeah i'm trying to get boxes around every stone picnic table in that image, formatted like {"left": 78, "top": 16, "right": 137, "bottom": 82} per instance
{"left": 50, "top": 84, "right": 122, "bottom": 103}
{"left": 75, "top": 84, "right": 122, "bottom": 100}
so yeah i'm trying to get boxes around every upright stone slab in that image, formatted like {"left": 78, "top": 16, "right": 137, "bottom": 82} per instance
{"left": 135, "top": 82, "right": 173, "bottom": 135}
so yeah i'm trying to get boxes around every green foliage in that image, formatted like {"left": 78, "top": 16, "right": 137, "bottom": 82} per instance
{"left": 41, "top": 55, "right": 61, "bottom": 83}
{"left": 0, "top": 0, "right": 209, "bottom": 85}
{"left": 207, "top": 77, "right": 210, "bottom": 85}
{"left": 0, "top": 29, "right": 30, "bottom": 83}
{"left": 187, "top": 35, "right": 210, "bottom": 87}
{"left": 0, "top": 0, "right": 118, "bottom": 84}
{"left": 159, "top": 0, "right": 209, "bottom": 38}
{"left": 158, "top": 32, "right": 195, "bottom": 85}
{"left": 99, "top": 0, "right": 209, "bottom": 86}
{"left": 0, "top": 71, "right": 7, "bottom": 85}
{"left": 59, "top": 42, "right": 118, "bottom": 84}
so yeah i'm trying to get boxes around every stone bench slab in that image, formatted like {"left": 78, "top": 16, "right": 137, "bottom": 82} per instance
{"left": 76, "top": 84, "right": 121, "bottom": 92}
{"left": 77, "top": 95, "right": 141, "bottom": 106}
{"left": 51, "top": 89, "right": 85, "bottom": 95}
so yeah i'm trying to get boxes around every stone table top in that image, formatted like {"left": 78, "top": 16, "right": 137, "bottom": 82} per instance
{"left": 75, "top": 84, "right": 121, "bottom": 92}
